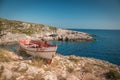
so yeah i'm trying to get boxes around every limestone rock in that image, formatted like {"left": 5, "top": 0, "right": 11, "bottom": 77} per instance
{"left": 61, "top": 70, "right": 67, "bottom": 78}
{"left": 0, "top": 48, "right": 120, "bottom": 80}
{"left": 26, "top": 65, "right": 45, "bottom": 75}
{"left": 42, "top": 71, "right": 57, "bottom": 80}
{"left": 16, "top": 75, "right": 34, "bottom": 80}
{"left": 67, "top": 75, "right": 79, "bottom": 80}
{"left": 18, "top": 62, "right": 28, "bottom": 72}
{"left": 1, "top": 68, "right": 13, "bottom": 80}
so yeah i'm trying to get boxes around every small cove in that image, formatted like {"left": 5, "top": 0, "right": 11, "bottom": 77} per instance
{"left": 1, "top": 29, "right": 120, "bottom": 66}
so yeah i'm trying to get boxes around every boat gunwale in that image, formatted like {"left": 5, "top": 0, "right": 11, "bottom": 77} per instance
{"left": 19, "top": 39, "right": 57, "bottom": 53}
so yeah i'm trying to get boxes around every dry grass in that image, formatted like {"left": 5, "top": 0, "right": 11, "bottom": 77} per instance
{"left": 32, "top": 73, "right": 43, "bottom": 80}
{"left": 31, "top": 57, "right": 44, "bottom": 67}
{"left": 83, "top": 63, "right": 93, "bottom": 73}
{"left": 57, "top": 75, "right": 66, "bottom": 80}
{"left": 0, "top": 66, "right": 4, "bottom": 77}
{"left": 66, "top": 66, "right": 74, "bottom": 73}
{"left": 43, "top": 67, "right": 51, "bottom": 71}
{"left": 0, "top": 48, "right": 13, "bottom": 62}
{"left": 51, "top": 59, "right": 59, "bottom": 67}
{"left": 93, "top": 63, "right": 107, "bottom": 69}
{"left": 68, "top": 56, "right": 80, "bottom": 63}
{"left": 0, "top": 53, "right": 10, "bottom": 62}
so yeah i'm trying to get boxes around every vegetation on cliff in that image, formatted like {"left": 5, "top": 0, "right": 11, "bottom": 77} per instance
{"left": 0, "top": 18, "right": 94, "bottom": 43}
{"left": 0, "top": 18, "right": 57, "bottom": 36}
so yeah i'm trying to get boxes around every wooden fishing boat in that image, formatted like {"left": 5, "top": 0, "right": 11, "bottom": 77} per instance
{"left": 19, "top": 40, "right": 57, "bottom": 60}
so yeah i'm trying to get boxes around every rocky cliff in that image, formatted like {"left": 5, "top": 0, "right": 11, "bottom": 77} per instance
{"left": 0, "top": 49, "right": 120, "bottom": 80}
{"left": 0, "top": 18, "right": 94, "bottom": 45}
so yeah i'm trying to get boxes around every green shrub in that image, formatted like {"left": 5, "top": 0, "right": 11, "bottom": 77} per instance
{"left": 49, "top": 26, "right": 57, "bottom": 31}
{"left": 105, "top": 70, "right": 120, "bottom": 80}
{"left": 39, "top": 24, "right": 44, "bottom": 28}
{"left": 68, "top": 56, "right": 80, "bottom": 63}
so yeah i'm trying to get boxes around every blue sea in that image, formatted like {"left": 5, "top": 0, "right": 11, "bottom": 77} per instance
{"left": 1, "top": 29, "right": 120, "bottom": 66}
{"left": 52, "top": 29, "right": 120, "bottom": 66}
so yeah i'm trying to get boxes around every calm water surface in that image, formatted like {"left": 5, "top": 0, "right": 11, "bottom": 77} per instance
{"left": 1, "top": 29, "right": 120, "bottom": 65}
{"left": 54, "top": 29, "right": 120, "bottom": 65}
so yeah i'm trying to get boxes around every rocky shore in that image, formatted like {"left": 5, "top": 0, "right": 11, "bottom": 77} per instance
{"left": 0, "top": 49, "right": 120, "bottom": 80}
{"left": 1, "top": 18, "right": 120, "bottom": 80}
{"left": 0, "top": 18, "right": 94, "bottom": 45}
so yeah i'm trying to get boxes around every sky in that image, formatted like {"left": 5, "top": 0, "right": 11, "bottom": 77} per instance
{"left": 0, "top": 0, "right": 120, "bottom": 29}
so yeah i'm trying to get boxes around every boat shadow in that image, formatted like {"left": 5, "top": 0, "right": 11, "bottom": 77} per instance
{"left": 16, "top": 47, "right": 51, "bottom": 65}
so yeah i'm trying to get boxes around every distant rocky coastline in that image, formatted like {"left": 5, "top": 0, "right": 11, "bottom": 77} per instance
{"left": 0, "top": 18, "right": 95, "bottom": 45}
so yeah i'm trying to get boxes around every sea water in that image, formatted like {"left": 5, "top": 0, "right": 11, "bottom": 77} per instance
{"left": 1, "top": 29, "right": 120, "bottom": 65}
{"left": 53, "top": 29, "right": 120, "bottom": 65}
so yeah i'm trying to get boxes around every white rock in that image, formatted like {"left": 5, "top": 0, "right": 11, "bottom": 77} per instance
{"left": 16, "top": 75, "right": 34, "bottom": 80}
{"left": 16, "top": 75, "right": 25, "bottom": 80}
{"left": 42, "top": 71, "right": 57, "bottom": 80}
{"left": 67, "top": 75, "right": 79, "bottom": 80}
{"left": 26, "top": 66, "right": 44, "bottom": 75}
{"left": 18, "top": 62, "right": 28, "bottom": 72}
{"left": 61, "top": 70, "right": 67, "bottom": 78}
{"left": 12, "top": 72, "right": 21, "bottom": 78}
{"left": 1, "top": 69, "right": 13, "bottom": 80}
